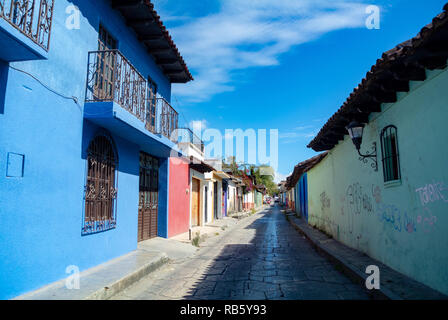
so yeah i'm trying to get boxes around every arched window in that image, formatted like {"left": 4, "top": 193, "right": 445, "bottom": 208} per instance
{"left": 83, "top": 134, "right": 118, "bottom": 235}
{"left": 380, "top": 125, "right": 401, "bottom": 183}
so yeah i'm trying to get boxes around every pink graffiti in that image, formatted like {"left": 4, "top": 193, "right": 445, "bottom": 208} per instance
{"left": 415, "top": 182, "right": 448, "bottom": 206}
{"left": 417, "top": 208, "right": 438, "bottom": 233}
{"left": 372, "top": 185, "right": 381, "bottom": 204}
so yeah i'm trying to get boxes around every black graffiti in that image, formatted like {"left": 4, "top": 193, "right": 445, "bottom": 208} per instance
{"left": 320, "top": 192, "right": 331, "bottom": 211}
{"left": 346, "top": 183, "right": 373, "bottom": 216}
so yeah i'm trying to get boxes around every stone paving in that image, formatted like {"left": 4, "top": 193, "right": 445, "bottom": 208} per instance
{"left": 110, "top": 205, "right": 371, "bottom": 300}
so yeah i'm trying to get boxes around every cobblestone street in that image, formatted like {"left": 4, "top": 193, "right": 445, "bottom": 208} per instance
{"left": 111, "top": 206, "right": 371, "bottom": 300}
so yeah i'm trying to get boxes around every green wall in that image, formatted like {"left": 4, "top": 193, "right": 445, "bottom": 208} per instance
{"left": 307, "top": 66, "right": 448, "bottom": 295}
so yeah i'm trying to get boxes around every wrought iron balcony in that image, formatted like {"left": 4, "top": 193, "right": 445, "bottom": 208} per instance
{"left": 0, "top": 0, "right": 54, "bottom": 51}
{"left": 177, "top": 127, "right": 205, "bottom": 153}
{"left": 85, "top": 50, "right": 179, "bottom": 141}
{"left": 157, "top": 97, "right": 179, "bottom": 141}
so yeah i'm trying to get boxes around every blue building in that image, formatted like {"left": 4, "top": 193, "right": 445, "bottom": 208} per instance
{"left": 286, "top": 152, "right": 328, "bottom": 221}
{"left": 0, "top": 0, "right": 192, "bottom": 299}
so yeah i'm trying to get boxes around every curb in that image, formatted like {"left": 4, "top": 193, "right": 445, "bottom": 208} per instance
{"left": 285, "top": 214, "right": 402, "bottom": 300}
{"left": 85, "top": 253, "right": 169, "bottom": 300}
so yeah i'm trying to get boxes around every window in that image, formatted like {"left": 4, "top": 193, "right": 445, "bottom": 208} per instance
{"left": 380, "top": 125, "right": 401, "bottom": 183}
{"left": 94, "top": 25, "right": 117, "bottom": 100}
{"left": 146, "top": 77, "right": 158, "bottom": 133}
{"left": 83, "top": 133, "right": 118, "bottom": 235}
{"left": 0, "top": 60, "right": 8, "bottom": 114}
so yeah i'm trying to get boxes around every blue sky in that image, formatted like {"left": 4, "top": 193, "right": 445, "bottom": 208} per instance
{"left": 153, "top": 0, "right": 446, "bottom": 182}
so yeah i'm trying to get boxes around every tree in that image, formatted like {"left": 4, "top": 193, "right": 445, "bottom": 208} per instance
{"left": 222, "top": 158, "right": 279, "bottom": 196}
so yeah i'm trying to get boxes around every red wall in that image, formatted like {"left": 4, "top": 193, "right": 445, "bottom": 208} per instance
{"left": 168, "top": 157, "right": 190, "bottom": 237}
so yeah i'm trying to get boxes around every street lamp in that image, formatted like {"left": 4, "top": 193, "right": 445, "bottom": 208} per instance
{"left": 346, "top": 120, "right": 378, "bottom": 171}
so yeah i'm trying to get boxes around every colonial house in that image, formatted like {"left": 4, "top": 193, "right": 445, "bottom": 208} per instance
{"left": 0, "top": 0, "right": 193, "bottom": 299}
{"left": 299, "top": 5, "right": 448, "bottom": 295}
{"left": 226, "top": 176, "right": 244, "bottom": 214}
{"left": 278, "top": 181, "right": 287, "bottom": 206}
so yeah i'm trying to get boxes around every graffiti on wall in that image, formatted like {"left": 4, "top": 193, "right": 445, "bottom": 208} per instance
{"left": 415, "top": 181, "right": 448, "bottom": 207}
{"left": 345, "top": 183, "right": 374, "bottom": 216}
{"left": 339, "top": 182, "right": 440, "bottom": 236}
{"left": 417, "top": 207, "right": 438, "bottom": 233}
{"left": 376, "top": 204, "right": 437, "bottom": 234}
{"left": 320, "top": 192, "right": 331, "bottom": 211}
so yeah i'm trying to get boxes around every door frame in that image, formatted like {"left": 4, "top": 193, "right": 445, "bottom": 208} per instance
{"left": 191, "top": 177, "right": 201, "bottom": 227}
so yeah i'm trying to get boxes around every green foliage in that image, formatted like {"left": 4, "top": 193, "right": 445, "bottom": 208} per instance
{"left": 192, "top": 231, "right": 201, "bottom": 247}
{"left": 222, "top": 158, "right": 279, "bottom": 196}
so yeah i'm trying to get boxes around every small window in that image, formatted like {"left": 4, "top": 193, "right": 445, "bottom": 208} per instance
{"left": 146, "top": 77, "right": 158, "bottom": 132}
{"left": 380, "top": 125, "right": 401, "bottom": 183}
{"left": 94, "top": 25, "right": 117, "bottom": 100}
{"left": 83, "top": 133, "right": 118, "bottom": 235}
{"left": 0, "top": 60, "right": 8, "bottom": 114}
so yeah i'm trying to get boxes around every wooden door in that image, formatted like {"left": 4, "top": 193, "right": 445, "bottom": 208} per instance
{"left": 138, "top": 153, "right": 159, "bottom": 242}
{"left": 191, "top": 178, "right": 200, "bottom": 226}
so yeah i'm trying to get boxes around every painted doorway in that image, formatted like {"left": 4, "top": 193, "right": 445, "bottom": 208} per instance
{"left": 204, "top": 186, "right": 208, "bottom": 224}
{"left": 191, "top": 178, "right": 200, "bottom": 226}
{"left": 213, "top": 181, "right": 218, "bottom": 220}
{"left": 138, "top": 152, "right": 159, "bottom": 242}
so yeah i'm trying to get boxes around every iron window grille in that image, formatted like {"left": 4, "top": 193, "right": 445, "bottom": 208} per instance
{"left": 146, "top": 77, "right": 157, "bottom": 133}
{"left": 380, "top": 125, "right": 401, "bottom": 183}
{"left": 83, "top": 133, "right": 118, "bottom": 235}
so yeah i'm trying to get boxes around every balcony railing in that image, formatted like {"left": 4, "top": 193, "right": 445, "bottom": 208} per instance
{"left": 0, "top": 0, "right": 54, "bottom": 51}
{"left": 85, "top": 49, "right": 179, "bottom": 141}
{"left": 177, "top": 127, "right": 204, "bottom": 153}
{"left": 157, "top": 97, "right": 178, "bottom": 141}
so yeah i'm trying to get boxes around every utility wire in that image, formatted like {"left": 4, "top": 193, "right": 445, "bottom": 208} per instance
{"left": 9, "top": 65, "right": 83, "bottom": 112}
{"left": 173, "top": 94, "right": 191, "bottom": 129}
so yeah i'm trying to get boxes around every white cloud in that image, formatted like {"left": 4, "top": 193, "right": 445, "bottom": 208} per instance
{"left": 274, "top": 171, "right": 291, "bottom": 184}
{"left": 189, "top": 119, "right": 208, "bottom": 131}
{"left": 279, "top": 125, "right": 318, "bottom": 143}
{"left": 166, "top": 0, "right": 369, "bottom": 102}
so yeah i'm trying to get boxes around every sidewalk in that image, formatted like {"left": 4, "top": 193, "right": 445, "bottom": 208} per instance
{"left": 285, "top": 211, "right": 448, "bottom": 300}
{"left": 15, "top": 237, "right": 197, "bottom": 300}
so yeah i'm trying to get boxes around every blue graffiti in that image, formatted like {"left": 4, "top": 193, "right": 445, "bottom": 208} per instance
{"left": 376, "top": 204, "right": 403, "bottom": 233}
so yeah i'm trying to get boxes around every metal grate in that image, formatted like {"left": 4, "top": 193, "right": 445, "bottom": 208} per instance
{"left": 83, "top": 134, "right": 118, "bottom": 235}
{"left": 157, "top": 97, "right": 179, "bottom": 141}
{"left": 138, "top": 152, "right": 159, "bottom": 241}
{"left": 85, "top": 50, "right": 179, "bottom": 140}
{"left": 380, "top": 125, "right": 401, "bottom": 183}
{"left": 0, "top": 0, "right": 54, "bottom": 51}
{"left": 86, "top": 49, "right": 147, "bottom": 122}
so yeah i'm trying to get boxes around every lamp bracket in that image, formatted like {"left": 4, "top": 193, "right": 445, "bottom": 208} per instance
{"left": 358, "top": 142, "right": 378, "bottom": 171}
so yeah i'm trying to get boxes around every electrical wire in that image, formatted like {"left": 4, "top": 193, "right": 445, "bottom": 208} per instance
{"left": 9, "top": 65, "right": 82, "bottom": 112}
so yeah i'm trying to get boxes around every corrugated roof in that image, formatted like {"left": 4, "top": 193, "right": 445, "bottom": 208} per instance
{"left": 308, "top": 3, "right": 448, "bottom": 151}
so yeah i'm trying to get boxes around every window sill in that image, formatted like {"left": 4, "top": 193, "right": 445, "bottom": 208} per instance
{"left": 384, "top": 180, "right": 402, "bottom": 188}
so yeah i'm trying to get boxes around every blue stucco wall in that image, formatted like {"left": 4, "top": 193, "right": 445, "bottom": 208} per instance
{"left": 0, "top": 0, "right": 173, "bottom": 299}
